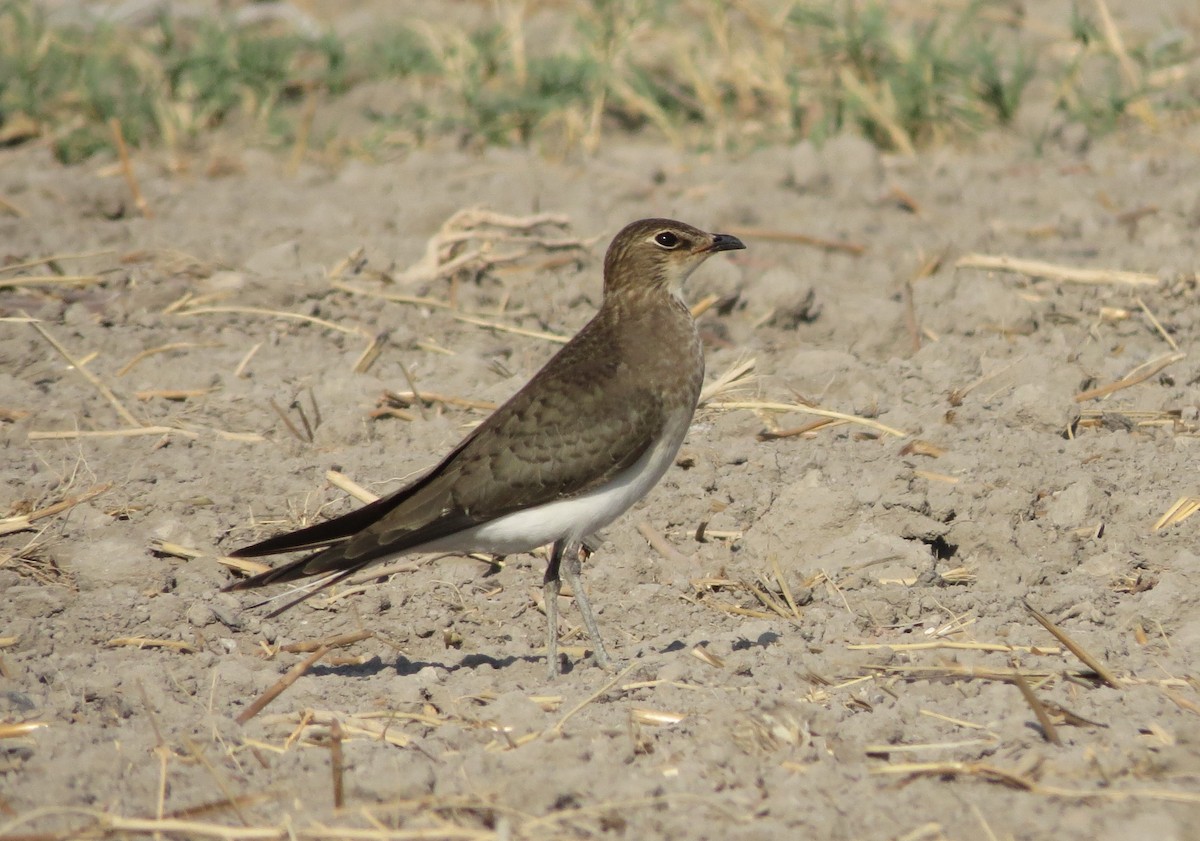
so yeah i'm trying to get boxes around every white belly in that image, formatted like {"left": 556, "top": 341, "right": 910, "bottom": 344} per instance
{"left": 420, "top": 411, "right": 691, "bottom": 555}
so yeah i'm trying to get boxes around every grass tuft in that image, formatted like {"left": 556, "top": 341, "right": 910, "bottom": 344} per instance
{"left": 0, "top": 0, "right": 1195, "bottom": 162}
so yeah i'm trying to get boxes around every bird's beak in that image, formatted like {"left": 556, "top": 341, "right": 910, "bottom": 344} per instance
{"left": 705, "top": 233, "right": 746, "bottom": 253}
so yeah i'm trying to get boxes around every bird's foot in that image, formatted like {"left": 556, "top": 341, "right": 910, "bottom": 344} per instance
{"left": 589, "top": 640, "right": 614, "bottom": 672}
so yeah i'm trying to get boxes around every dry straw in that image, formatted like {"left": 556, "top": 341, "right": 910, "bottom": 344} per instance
{"left": 708, "top": 400, "right": 908, "bottom": 438}
{"left": 957, "top": 253, "right": 1160, "bottom": 287}
{"left": 0, "top": 483, "right": 110, "bottom": 536}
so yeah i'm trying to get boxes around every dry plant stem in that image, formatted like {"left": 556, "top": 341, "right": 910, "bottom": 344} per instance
{"left": 864, "top": 737, "right": 999, "bottom": 755}
{"left": 178, "top": 306, "right": 368, "bottom": 337}
{"left": 550, "top": 661, "right": 639, "bottom": 736}
{"left": 0, "top": 194, "right": 28, "bottom": 216}
{"left": 771, "top": 555, "right": 802, "bottom": 619}
{"left": 0, "top": 483, "right": 110, "bottom": 536}
{"left": 109, "top": 117, "right": 153, "bottom": 218}
{"left": 261, "top": 710, "right": 414, "bottom": 748}
{"left": 342, "top": 557, "right": 434, "bottom": 587}
{"left": 385, "top": 389, "right": 498, "bottom": 412}
{"left": 325, "top": 470, "right": 379, "bottom": 504}
{"left": 0, "top": 274, "right": 102, "bottom": 288}
{"left": 182, "top": 738, "right": 250, "bottom": 826}
{"left": 28, "top": 426, "right": 188, "bottom": 441}
{"left": 709, "top": 400, "right": 908, "bottom": 438}
{"left": 704, "top": 601, "right": 775, "bottom": 620}
{"left": 0, "top": 722, "right": 47, "bottom": 738}
{"left": 636, "top": 521, "right": 695, "bottom": 565}
{"left": 1153, "top": 496, "right": 1200, "bottom": 531}
{"left": 874, "top": 764, "right": 1200, "bottom": 806}
{"left": 901, "top": 278, "right": 921, "bottom": 354}
{"left": 956, "top": 253, "right": 1160, "bottom": 287}
{"left": 234, "top": 342, "right": 262, "bottom": 378}
{"left": 0, "top": 195, "right": 27, "bottom": 218}
{"left": 1013, "top": 673, "right": 1061, "bottom": 745}
{"left": 0, "top": 248, "right": 113, "bottom": 275}
{"left": 698, "top": 357, "right": 756, "bottom": 404}
{"left": 214, "top": 555, "right": 272, "bottom": 575}
{"left": 136, "top": 681, "right": 171, "bottom": 824}
{"left": 160, "top": 793, "right": 274, "bottom": 822}
{"left": 28, "top": 320, "right": 143, "bottom": 428}
{"left": 106, "top": 637, "right": 196, "bottom": 652}
{"left": 949, "top": 359, "right": 1022, "bottom": 406}
{"left": 236, "top": 645, "right": 333, "bottom": 725}
{"left": 354, "top": 331, "right": 389, "bottom": 374}
{"left": 848, "top": 641, "right": 1059, "bottom": 654}
{"left": 866, "top": 664, "right": 1059, "bottom": 681}
{"left": 135, "top": 388, "right": 214, "bottom": 401}
{"left": 279, "top": 630, "right": 373, "bottom": 654}
{"left": 1163, "top": 688, "right": 1200, "bottom": 716}
{"left": 838, "top": 67, "right": 915, "bottom": 155}
{"left": 294, "top": 392, "right": 317, "bottom": 440}
{"left": 269, "top": 399, "right": 310, "bottom": 443}
{"left": 331, "top": 280, "right": 452, "bottom": 310}
{"left": 453, "top": 313, "right": 569, "bottom": 344}
{"left": 148, "top": 540, "right": 208, "bottom": 560}
{"left": 1093, "top": 0, "right": 1155, "bottom": 126}
{"left": 397, "top": 360, "right": 429, "bottom": 420}
{"left": 757, "top": 418, "right": 841, "bottom": 439}
{"left": 1073, "top": 351, "right": 1185, "bottom": 402}
{"left": 723, "top": 225, "right": 866, "bottom": 255}
{"left": 874, "top": 761, "right": 1034, "bottom": 789}
{"left": 747, "top": 580, "right": 797, "bottom": 620}
{"left": 0, "top": 810, "right": 500, "bottom": 839}
{"left": 118, "top": 343, "right": 224, "bottom": 379}
{"left": 689, "top": 293, "right": 721, "bottom": 318}
{"left": 391, "top": 208, "right": 584, "bottom": 286}
{"left": 630, "top": 708, "right": 686, "bottom": 726}
{"left": 1135, "top": 296, "right": 1178, "bottom": 350}
{"left": 32, "top": 425, "right": 261, "bottom": 442}
{"left": 328, "top": 718, "right": 345, "bottom": 810}
{"left": 327, "top": 245, "right": 368, "bottom": 280}
{"left": 1024, "top": 600, "right": 1122, "bottom": 688}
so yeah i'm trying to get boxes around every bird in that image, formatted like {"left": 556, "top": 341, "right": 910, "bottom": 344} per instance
{"left": 223, "top": 218, "right": 745, "bottom": 677}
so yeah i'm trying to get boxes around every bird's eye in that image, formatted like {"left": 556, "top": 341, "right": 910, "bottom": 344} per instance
{"left": 654, "top": 231, "right": 681, "bottom": 249}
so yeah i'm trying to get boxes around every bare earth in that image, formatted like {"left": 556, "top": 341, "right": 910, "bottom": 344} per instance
{"left": 3, "top": 32, "right": 1200, "bottom": 841}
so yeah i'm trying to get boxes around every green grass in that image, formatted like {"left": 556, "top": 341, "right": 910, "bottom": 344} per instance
{"left": 798, "top": 2, "right": 1036, "bottom": 148}
{"left": 0, "top": 1, "right": 343, "bottom": 162}
{"left": 0, "top": 0, "right": 1193, "bottom": 163}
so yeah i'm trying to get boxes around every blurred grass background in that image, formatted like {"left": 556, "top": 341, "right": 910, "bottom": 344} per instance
{"left": 0, "top": 0, "right": 1196, "bottom": 164}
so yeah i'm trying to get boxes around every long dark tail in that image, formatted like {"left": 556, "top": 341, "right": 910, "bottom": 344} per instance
{"left": 222, "top": 542, "right": 372, "bottom": 618}
{"left": 228, "top": 491, "right": 409, "bottom": 559}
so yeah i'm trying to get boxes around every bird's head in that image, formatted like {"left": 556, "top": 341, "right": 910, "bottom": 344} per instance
{"left": 603, "top": 218, "right": 745, "bottom": 300}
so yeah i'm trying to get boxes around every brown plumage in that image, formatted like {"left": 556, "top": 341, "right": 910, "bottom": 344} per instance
{"left": 223, "top": 218, "right": 745, "bottom": 676}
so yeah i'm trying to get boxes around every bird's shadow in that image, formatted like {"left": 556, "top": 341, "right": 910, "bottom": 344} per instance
{"left": 731, "top": 631, "right": 781, "bottom": 650}
{"left": 291, "top": 632, "right": 777, "bottom": 681}
{"left": 308, "top": 651, "right": 540, "bottom": 678}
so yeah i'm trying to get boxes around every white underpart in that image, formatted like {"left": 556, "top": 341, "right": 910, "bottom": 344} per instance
{"left": 419, "top": 406, "right": 694, "bottom": 555}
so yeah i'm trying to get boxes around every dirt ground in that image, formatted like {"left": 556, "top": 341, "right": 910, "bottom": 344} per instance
{"left": 4, "top": 7, "right": 1200, "bottom": 841}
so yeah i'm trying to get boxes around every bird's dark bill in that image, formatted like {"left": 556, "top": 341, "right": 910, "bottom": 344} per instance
{"left": 706, "top": 233, "right": 746, "bottom": 253}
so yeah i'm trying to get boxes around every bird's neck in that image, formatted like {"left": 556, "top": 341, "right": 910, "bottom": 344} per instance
{"left": 598, "top": 286, "right": 704, "bottom": 401}
{"left": 605, "top": 284, "right": 691, "bottom": 323}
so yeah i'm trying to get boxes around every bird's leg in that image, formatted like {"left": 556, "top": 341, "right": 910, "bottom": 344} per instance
{"left": 560, "top": 539, "right": 612, "bottom": 670}
{"left": 543, "top": 539, "right": 564, "bottom": 679}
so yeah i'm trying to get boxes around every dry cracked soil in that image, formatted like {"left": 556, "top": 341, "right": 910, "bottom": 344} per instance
{"left": 3, "top": 4, "right": 1200, "bottom": 841}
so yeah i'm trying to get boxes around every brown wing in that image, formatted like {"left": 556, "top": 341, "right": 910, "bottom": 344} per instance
{"left": 340, "top": 320, "right": 672, "bottom": 561}
{"left": 226, "top": 310, "right": 672, "bottom": 585}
